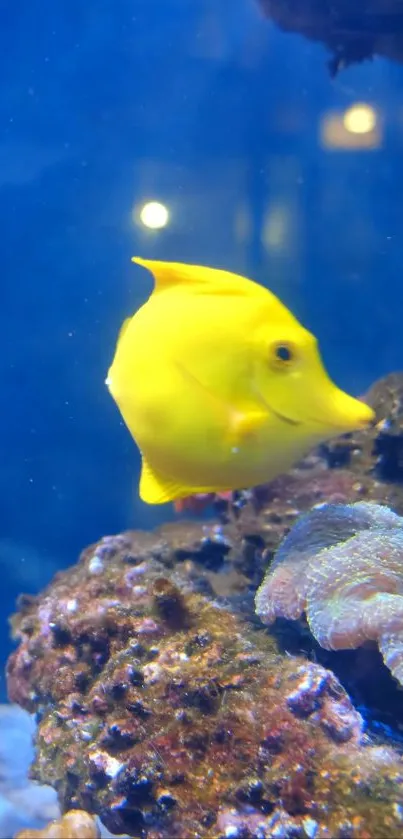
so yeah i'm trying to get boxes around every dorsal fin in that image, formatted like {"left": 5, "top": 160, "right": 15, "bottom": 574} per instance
{"left": 131, "top": 256, "right": 267, "bottom": 298}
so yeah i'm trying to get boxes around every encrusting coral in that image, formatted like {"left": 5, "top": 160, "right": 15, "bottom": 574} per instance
{"left": 255, "top": 500, "right": 403, "bottom": 686}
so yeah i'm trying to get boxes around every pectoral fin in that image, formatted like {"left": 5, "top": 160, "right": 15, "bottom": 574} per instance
{"left": 230, "top": 411, "right": 267, "bottom": 443}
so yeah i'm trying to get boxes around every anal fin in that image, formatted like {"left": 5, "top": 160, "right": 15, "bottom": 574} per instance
{"left": 139, "top": 456, "right": 197, "bottom": 504}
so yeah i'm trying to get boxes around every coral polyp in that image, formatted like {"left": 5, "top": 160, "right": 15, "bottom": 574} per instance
{"left": 256, "top": 501, "right": 403, "bottom": 686}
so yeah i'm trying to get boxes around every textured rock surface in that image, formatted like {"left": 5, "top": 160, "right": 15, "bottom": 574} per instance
{"left": 16, "top": 809, "right": 100, "bottom": 839}
{"left": 199, "top": 372, "right": 403, "bottom": 587}
{"left": 258, "top": 0, "right": 403, "bottom": 74}
{"left": 6, "top": 530, "right": 403, "bottom": 838}
{"left": 319, "top": 373, "right": 403, "bottom": 481}
{"left": 7, "top": 372, "right": 403, "bottom": 837}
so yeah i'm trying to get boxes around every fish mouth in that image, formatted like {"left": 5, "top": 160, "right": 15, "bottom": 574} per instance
{"left": 260, "top": 394, "right": 302, "bottom": 426}
{"left": 305, "top": 413, "right": 373, "bottom": 431}
{"left": 306, "top": 414, "right": 334, "bottom": 428}
{"left": 265, "top": 405, "right": 374, "bottom": 433}
{"left": 269, "top": 405, "right": 302, "bottom": 426}
{"left": 270, "top": 410, "right": 338, "bottom": 429}
{"left": 305, "top": 406, "right": 375, "bottom": 434}
{"left": 254, "top": 386, "right": 302, "bottom": 427}
{"left": 255, "top": 384, "right": 374, "bottom": 431}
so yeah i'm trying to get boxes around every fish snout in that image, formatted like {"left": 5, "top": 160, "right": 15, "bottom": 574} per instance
{"left": 308, "top": 384, "right": 375, "bottom": 436}
{"left": 327, "top": 388, "right": 375, "bottom": 434}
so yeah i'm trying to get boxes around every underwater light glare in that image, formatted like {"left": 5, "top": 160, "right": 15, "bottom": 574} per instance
{"left": 139, "top": 201, "right": 170, "bottom": 229}
{"left": 343, "top": 104, "right": 377, "bottom": 135}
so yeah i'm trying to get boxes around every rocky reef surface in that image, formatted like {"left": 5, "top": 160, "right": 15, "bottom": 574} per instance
{"left": 7, "top": 535, "right": 403, "bottom": 839}
{"left": 257, "top": 0, "right": 403, "bottom": 75}
{"left": 7, "top": 373, "right": 403, "bottom": 838}
{"left": 16, "top": 809, "right": 101, "bottom": 839}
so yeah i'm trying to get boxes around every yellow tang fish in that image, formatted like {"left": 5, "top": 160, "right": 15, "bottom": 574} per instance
{"left": 106, "top": 258, "right": 374, "bottom": 505}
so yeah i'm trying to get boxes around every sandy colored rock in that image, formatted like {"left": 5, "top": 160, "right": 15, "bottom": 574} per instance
{"left": 15, "top": 809, "right": 99, "bottom": 838}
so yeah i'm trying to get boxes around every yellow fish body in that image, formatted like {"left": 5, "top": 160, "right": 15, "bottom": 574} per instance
{"left": 107, "top": 258, "right": 374, "bottom": 504}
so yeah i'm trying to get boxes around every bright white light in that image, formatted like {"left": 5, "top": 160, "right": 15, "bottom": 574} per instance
{"left": 139, "top": 201, "right": 170, "bottom": 229}
{"left": 343, "top": 104, "right": 377, "bottom": 135}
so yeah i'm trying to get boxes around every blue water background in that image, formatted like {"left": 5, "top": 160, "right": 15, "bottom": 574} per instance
{"left": 1, "top": 0, "right": 403, "bottom": 697}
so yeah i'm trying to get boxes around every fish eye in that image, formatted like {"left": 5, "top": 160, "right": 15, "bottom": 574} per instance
{"left": 272, "top": 343, "right": 294, "bottom": 365}
{"left": 275, "top": 344, "right": 292, "bottom": 362}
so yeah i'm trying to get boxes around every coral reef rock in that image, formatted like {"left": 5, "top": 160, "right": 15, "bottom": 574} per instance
{"left": 320, "top": 372, "right": 403, "bottom": 482}
{"left": 205, "top": 372, "right": 403, "bottom": 586}
{"left": 258, "top": 0, "right": 403, "bottom": 74}
{"left": 255, "top": 500, "right": 403, "bottom": 686}
{"left": 7, "top": 529, "right": 403, "bottom": 838}
{"left": 15, "top": 809, "right": 100, "bottom": 839}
